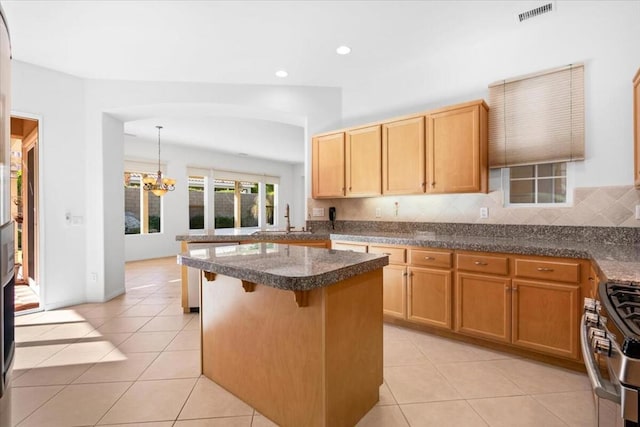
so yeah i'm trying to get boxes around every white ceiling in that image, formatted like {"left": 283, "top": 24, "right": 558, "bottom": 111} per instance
{"left": 1, "top": 0, "right": 553, "bottom": 162}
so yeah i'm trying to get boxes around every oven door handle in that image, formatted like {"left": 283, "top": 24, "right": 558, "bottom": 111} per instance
{"left": 581, "top": 314, "right": 621, "bottom": 403}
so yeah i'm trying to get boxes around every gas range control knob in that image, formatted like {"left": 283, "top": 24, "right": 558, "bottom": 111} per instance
{"left": 592, "top": 337, "right": 612, "bottom": 356}
{"left": 583, "top": 298, "right": 601, "bottom": 313}
{"left": 585, "top": 312, "right": 607, "bottom": 327}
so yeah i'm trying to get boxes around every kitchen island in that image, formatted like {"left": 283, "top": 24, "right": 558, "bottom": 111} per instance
{"left": 177, "top": 242, "right": 388, "bottom": 427}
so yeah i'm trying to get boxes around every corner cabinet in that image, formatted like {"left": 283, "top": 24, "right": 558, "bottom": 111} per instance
{"left": 312, "top": 132, "right": 345, "bottom": 198}
{"left": 634, "top": 67, "right": 640, "bottom": 187}
{"left": 427, "top": 101, "right": 488, "bottom": 194}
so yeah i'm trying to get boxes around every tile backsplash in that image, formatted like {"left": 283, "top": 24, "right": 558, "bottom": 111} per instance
{"left": 308, "top": 186, "right": 640, "bottom": 227}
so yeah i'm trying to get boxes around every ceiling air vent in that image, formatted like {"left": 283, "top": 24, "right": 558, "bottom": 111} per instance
{"left": 518, "top": 2, "right": 555, "bottom": 22}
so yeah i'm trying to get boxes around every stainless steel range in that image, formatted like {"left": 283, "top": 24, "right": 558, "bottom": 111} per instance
{"left": 582, "top": 283, "right": 640, "bottom": 427}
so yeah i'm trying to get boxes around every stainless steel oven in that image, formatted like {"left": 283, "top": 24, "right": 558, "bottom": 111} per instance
{"left": 582, "top": 283, "right": 640, "bottom": 427}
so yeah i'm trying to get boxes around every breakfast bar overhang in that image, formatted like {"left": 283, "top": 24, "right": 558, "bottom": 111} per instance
{"left": 178, "top": 242, "right": 389, "bottom": 427}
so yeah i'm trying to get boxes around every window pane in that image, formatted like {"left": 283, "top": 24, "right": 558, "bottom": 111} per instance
{"left": 552, "top": 162, "right": 566, "bottom": 176}
{"left": 189, "top": 176, "right": 205, "bottom": 230}
{"left": 240, "top": 181, "right": 259, "bottom": 227}
{"left": 266, "top": 183, "right": 276, "bottom": 226}
{"left": 537, "top": 163, "right": 553, "bottom": 178}
{"left": 214, "top": 179, "right": 234, "bottom": 228}
{"left": 553, "top": 178, "right": 567, "bottom": 202}
{"left": 510, "top": 165, "right": 535, "bottom": 179}
{"left": 510, "top": 179, "right": 535, "bottom": 203}
{"left": 124, "top": 172, "right": 141, "bottom": 234}
{"left": 148, "top": 193, "right": 161, "bottom": 233}
{"left": 538, "top": 178, "right": 553, "bottom": 203}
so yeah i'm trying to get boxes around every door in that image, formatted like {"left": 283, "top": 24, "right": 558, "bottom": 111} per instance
{"left": 455, "top": 272, "right": 511, "bottom": 343}
{"left": 511, "top": 280, "right": 580, "bottom": 359}
{"left": 312, "top": 132, "right": 345, "bottom": 198}
{"left": 427, "top": 104, "right": 486, "bottom": 194}
{"left": 382, "top": 116, "right": 425, "bottom": 195}
{"left": 22, "top": 128, "right": 39, "bottom": 292}
{"left": 408, "top": 266, "right": 452, "bottom": 329}
{"left": 345, "top": 125, "right": 381, "bottom": 197}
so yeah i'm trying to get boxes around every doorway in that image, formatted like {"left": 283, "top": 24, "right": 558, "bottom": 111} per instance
{"left": 10, "top": 116, "right": 40, "bottom": 312}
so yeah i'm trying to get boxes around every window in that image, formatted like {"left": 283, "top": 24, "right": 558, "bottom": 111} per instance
{"left": 124, "top": 172, "right": 162, "bottom": 234}
{"left": 266, "top": 183, "right": 276, "bottom": 226}
{"left": 504, "top": 162, "right": 569, "bottom": 205}
{"left": 213, "top": 179, "right": 261, "bottom": 228}
{"left": 188, "top": 176, "right": 205, "bottom": 230}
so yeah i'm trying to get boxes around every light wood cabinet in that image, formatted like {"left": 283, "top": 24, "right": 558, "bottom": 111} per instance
{"left": 426, "top": 101, "right": 488, "bottom": 194}
{"left": 382, "top": 116, "right": 426, "bottom": 195}
{"left": 456, "top": 272, "right": 512, "bottom": 343}
{"left": 332, "top": 241, "right": 368, "bottom": 253}
{"left": 312, "top": 132, "right": 345, "bottom": 198}
{"left": 382, "top": 264, "right": 407, "bottom": 319}
{"left": 346, "top": 126, "right": 382, "bottom": 197}
{"left": 408, "top": 266, "right": 452, "bottom": 329}
{"left": 370, "top": 245, "right": 407, "bottom": 319}
{"left": 634, "top": 68, "right": 640, "bottom": 187}
{"left": 511, "top": 279, "right": 579, "bottom": 359}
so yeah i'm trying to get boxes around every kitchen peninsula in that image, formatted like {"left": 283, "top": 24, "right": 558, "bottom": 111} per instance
{"left": 177, "top": 242, "right": 388, "bottom": 427}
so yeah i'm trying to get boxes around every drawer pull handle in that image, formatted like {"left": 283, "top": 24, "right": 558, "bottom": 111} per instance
{"left": 537, "top": 267, "right": 554, "bottom": 272}
{"left": 474, "top": 261, "right": 488, "bottom": 266}
{"left": 424, "top": 256, "right": 435, "bottom": 260}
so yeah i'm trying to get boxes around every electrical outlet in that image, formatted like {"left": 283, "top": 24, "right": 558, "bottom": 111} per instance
{"left": 90, "top": 272, "right": 97, "bottom": 282}
{"left": 636, "top": 205, "right": 640, "bottom": 220}
{"left": 312, "top": 208, "right": 325, "bottom": 217}
{"left": 375, "top": 208, "right": 382, "bottom": 218}
{"left": 480, "top": 207, "right": 489, "bottom": 219}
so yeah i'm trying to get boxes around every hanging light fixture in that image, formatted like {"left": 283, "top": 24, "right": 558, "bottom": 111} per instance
{"left": 143, "top": 125, "right": 176, "bottom": 196}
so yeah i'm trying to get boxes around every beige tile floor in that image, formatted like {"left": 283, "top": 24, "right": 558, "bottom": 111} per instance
{"left": 10, "top": 257, "right": 596, "bottom": 426}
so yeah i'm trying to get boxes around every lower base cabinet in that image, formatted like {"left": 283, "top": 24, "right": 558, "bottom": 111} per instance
{"left": 512, "top": 279, "right": 580, "bottom": 359}
{"left": 408, "top": 267, "right": 452, "bottom": 329}
{"left": 382, "top": 265, "right": 407, "bottom": 319}
{"left": 455, "top": 272, "right": 511, "bottom": 343}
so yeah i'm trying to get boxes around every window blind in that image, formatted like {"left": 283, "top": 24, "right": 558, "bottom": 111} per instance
{"left": 488, "top": 64, "right": 584, "bottom": 168}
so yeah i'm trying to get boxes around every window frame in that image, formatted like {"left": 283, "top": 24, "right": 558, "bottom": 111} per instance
{"left": 124, "top": 171, "right": 163, "bottom": 235}
{"left": 501, "top": 162, "right": 574, "bottom": 208}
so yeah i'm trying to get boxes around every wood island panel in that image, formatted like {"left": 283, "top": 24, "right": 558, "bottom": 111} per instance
{"left": 201, "top": 269, "right": 383, "bottom": 427}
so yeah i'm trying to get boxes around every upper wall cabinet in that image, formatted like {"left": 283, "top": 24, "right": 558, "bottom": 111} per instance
{"left": 634, "top": 68, "right": 640, "bottom": 187}
{"left": 312, "top": 132, "right": 345, "bottom": 198}
{"left": 311, "top": 99, "right": 488, "bottom": 199}
{"left": 382, "top": 116, "right": 426, "bottom": 195}
{"left": 427, "top": 101, "right": 488, "bottom": 194}
{"left": 346, "top": 125, "right": 382, "bottom": 197}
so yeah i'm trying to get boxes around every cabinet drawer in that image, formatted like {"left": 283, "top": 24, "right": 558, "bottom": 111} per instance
{"left": 369, "top": 245, "right": 406, "bottom": 264}
{"left": 514, "top": 259, "right": 580, "bottom": 283}
{"left": 410, "top": 249, "right": 452, "bottom": 268}
{"left": 332, "top": 241, "right": 368, "bottom": 253}
{"left": 457, "top": 253, "right": 509, "bottom": 275}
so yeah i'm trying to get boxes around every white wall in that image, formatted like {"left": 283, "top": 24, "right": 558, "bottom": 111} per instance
{"left": 123, "top": 137, "right": 303, "bottom": 261}
{"left": 12, "top": 61, "right": 87, "bottom": 309}
{"left": 340, "top": 1, "right": 640, "bottom": 189}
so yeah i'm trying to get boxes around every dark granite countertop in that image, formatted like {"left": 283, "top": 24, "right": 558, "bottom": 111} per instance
{"left": 177, "top": 242, "right": 388, "bottom": 291}
{"left": 176, "top": 228, "right": 330, "bottom": 242}
{"left": 175, "top": 226, "right": 640, "bottom": 286}
{"left": 330, "top": 231, "right": 640, "bottom": 285}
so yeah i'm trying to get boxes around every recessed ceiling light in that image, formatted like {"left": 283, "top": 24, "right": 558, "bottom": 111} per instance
{"left": 336, "top": 45, "right": 351, "bottom": 55}
{"left": 275, "top": 70, "right": 288, "bottom": 78}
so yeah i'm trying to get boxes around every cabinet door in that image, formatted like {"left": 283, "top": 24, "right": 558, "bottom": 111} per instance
{"left": 426, "top": 103, "right": 487, "bottom": 194}
{"left": 346, "top": 125, "right": 381, "bottom": 197}
{"left": 634, "top": 69, "right": 640, "bottom": 187}
{"left": 312, "top": 133, "right": 345, "bottom": 198}
{"left": 455, "top": 272, "right": 511, "bottom": 343}
{"left": 408, "top": 267, "right": 452, "bottom": 329}
{"left": 383, "top": 265, "right": 407, "bottom": 319}
{"left": 512, "top": 280, "right": 580, "bottom": 359}
{"left": 382, "top": 117, "right": 425, "bottom": 195}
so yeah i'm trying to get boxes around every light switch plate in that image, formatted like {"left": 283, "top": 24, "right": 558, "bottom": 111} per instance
{"left": 480, "top": 207, "right": 489, "bottom": 219}
{"left": 312, "top": 208, "right": 325, "bottom": 217}
{"left": 375, "top": 208, "right": 382, "bottom": 218}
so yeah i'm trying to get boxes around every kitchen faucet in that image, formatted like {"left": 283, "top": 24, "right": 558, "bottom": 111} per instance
{"left": 285, "top": 203, "right": 292, "bottom": 233}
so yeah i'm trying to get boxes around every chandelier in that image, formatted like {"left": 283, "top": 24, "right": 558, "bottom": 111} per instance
{"left": 143, "top": 125, "right": 176, "bottom": 196}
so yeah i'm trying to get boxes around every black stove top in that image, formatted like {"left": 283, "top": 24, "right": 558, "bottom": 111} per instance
{"left": 601, "top": 282, "right": 640, "bottom": 358}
